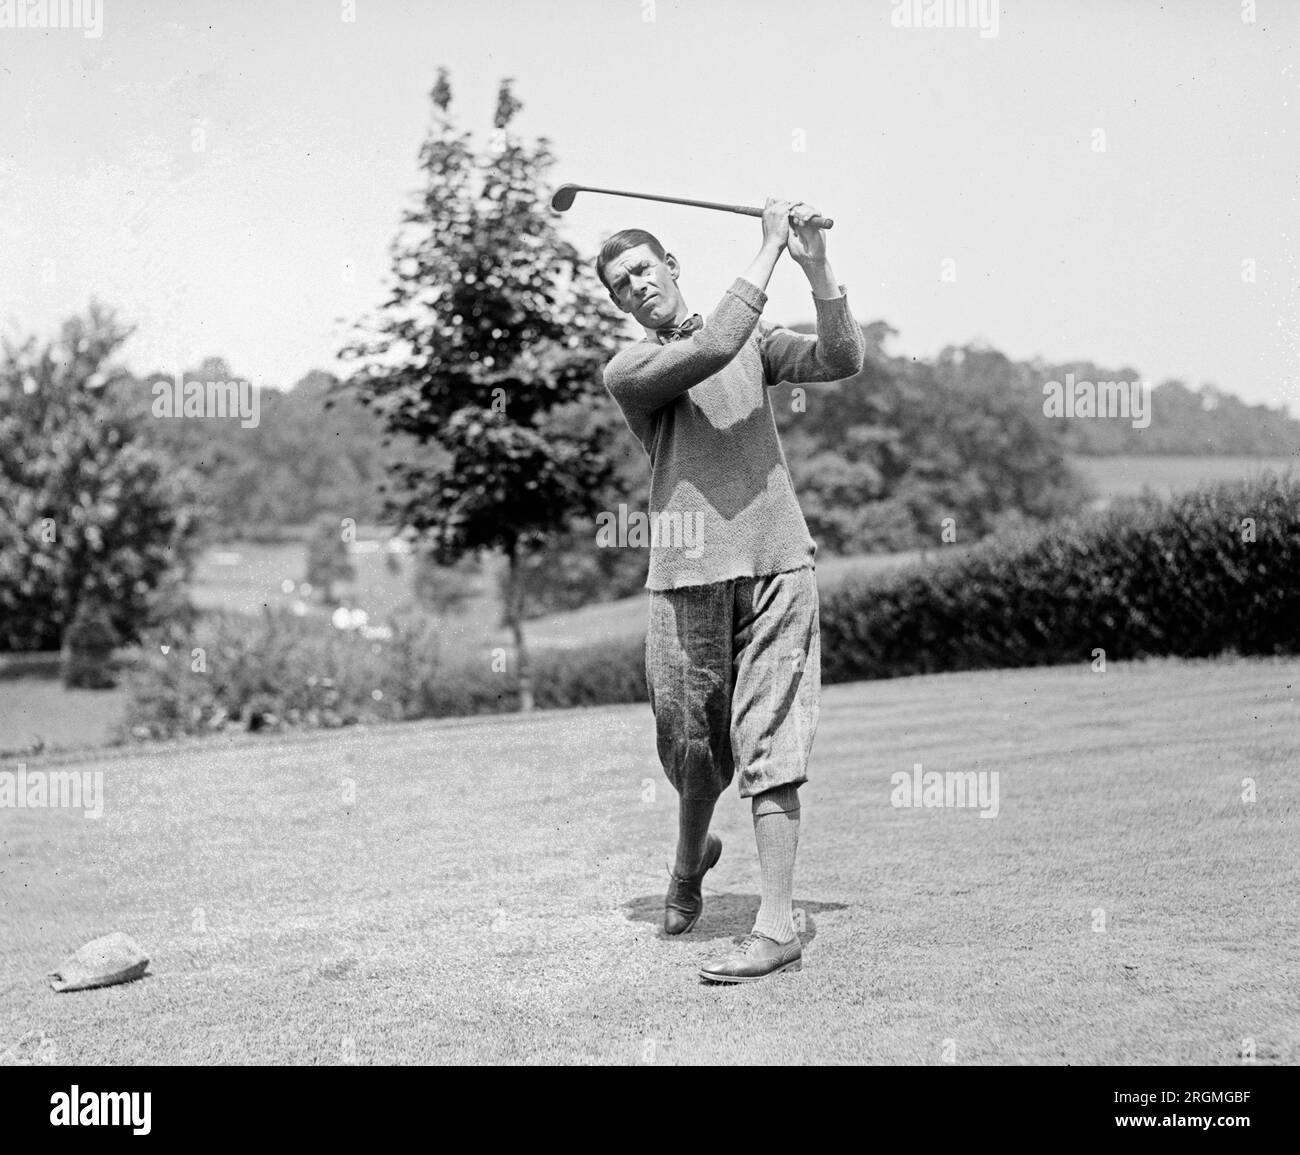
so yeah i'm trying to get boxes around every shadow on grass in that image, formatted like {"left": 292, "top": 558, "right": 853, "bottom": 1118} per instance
{"left": 623, "top": 893, "right": 849, "bottom": 943}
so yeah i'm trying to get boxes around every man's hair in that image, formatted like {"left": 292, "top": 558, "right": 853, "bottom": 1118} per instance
{"left": 596, "top": 228, "right": 667, "bottom": 293}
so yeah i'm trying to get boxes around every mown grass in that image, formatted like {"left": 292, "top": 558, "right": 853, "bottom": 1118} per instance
{"left": 1, "top": 656, "right": 1295, "bottom": 1065}
{"left": 1073, "top": 454, "right": 1297, "bottom": 503}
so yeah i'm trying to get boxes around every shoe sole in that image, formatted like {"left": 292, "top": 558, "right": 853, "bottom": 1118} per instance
{"left": 672, "top": 911, "right": 703, "bottom": 935}
{"left": 664, "top": 837, "right": 723, "bottom": 936}
{"left": 698, "top": 959, "right": 802, "bottom": 984}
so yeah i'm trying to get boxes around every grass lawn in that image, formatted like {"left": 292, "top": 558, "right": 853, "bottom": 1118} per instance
{"left": 2, "top": 655, "right": 1296, "bottom": 1065}
{"left": 0, "top": 680, "right": 128, "bottom": 756}
{"left": 1071, "top": 454, "right": 1298, "bottom": 503}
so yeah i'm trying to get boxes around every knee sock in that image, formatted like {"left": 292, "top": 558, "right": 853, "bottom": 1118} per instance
{"left": 673, "top": 795, "right": 718, "bottom": 877}
{"left": 751, "top": 783, "right": 801, "bottom": 942}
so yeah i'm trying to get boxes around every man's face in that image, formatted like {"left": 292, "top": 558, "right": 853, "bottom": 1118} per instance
{"left": 603, "top": 244, "right": 683, "bottom": 329}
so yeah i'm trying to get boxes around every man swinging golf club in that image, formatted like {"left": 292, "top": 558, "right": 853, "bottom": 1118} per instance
{"left": 599, "top": 198, "right": 865, "bottom": 982}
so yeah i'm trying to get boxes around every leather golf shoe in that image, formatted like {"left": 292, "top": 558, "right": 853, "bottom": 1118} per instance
{"left": 699, "top": 932, "right": 802, "bottom": 983}
{"left": 663, "top": 833, "right": 722, "bottom": 935}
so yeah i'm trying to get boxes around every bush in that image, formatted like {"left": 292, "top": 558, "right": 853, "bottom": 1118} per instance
{"left": 531, "top": 635, "right": 647, "bottom": 709}
{"left": 120, "top": 607, "right": 647, "bottom": 741}
{"left": 819, "top": 473, "right": 1300, "bottom": 682}
{"left": 61, "top": 597, "right": 121, "bottom": 689}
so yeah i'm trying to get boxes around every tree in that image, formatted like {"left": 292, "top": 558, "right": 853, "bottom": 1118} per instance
{"left": 339, "top": 70, "right": 625, "bottom": 710}
{"left": 0, "top": 304, "right": 205, "bottom": 652}
{"left": 130, "top": 365, "right": 401, "bottom": 538}
{"left": 501, "top": 393, "right": 650, "bottom": 617}
{"left": 772, "top": 329, "right": 1089, "bottom": 552}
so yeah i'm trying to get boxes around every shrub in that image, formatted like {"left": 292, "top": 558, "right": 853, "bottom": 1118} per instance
{"left": 819, "top": 473, "right": 1300, "bottom": 682}
{"left": 120, "top": 606, "right": 647, "bottom": 741}
{"left": 61, "top": 597, "right": 121, "bottom": 689}
{"left": 532, "top": 635, "right": 647, "bottom": 709}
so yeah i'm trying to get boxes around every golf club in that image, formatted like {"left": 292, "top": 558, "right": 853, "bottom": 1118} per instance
{"left": 551, "top": 183, "right": 834, "bottom": 229}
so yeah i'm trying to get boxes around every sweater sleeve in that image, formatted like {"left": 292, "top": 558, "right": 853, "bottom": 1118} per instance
{"left": 602, "top": 278, "right": 767, "bottom": 415}
{"left": 758, "top": 288, "right": 866, "bottom": 387}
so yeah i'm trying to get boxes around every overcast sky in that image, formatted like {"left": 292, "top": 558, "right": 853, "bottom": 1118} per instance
{"left": 1, "top": 0, "right": 1296, "bottom": 409}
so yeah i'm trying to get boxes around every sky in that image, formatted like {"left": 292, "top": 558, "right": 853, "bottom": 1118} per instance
{"left": 1, "top": 0, "right": 1297, "bottom": 409}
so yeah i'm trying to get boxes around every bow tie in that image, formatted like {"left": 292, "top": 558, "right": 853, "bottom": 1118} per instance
{"left": 656, "top": 314, "right": 704, "bottom": 343}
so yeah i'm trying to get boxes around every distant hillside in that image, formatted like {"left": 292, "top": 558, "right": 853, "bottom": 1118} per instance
{"left": 128, "top": 361, "right": 419, "bottom": 541}
{"left": 129, "top": 339, "right": 1300, "bottom": 547}
{"left": 1070, "top": 454, "right": 1298, "bottom": 508}
{"left": 1025, "top": 362, "right": 1299, "bottom": 455}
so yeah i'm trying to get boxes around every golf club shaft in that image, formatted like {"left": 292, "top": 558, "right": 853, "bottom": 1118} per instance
{"left": 572, "top": 185, "right": 834, "bottom": 230}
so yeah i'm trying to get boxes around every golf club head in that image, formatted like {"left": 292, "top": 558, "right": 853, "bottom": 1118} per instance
{"left": 550, "top": 183, "right": 580, "bottom": 211}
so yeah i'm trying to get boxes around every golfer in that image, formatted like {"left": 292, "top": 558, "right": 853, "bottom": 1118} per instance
{"left": 599, "top": 198, "right": 865, "bottom": 982}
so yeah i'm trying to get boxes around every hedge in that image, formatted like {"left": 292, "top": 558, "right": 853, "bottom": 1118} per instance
{"left": 120, "top": 607, "right": 647, "bottom": 742}
{"left": 819, "top": 473, "right": 1300, "bottom": 682}
{"left": 121, "top": 473, "right": 1299, "bottom": 740}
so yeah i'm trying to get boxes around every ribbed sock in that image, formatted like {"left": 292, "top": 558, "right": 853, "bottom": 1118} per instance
{"left": 673, "top": 795, "right": 718, "bottom": 877}
{"left": 751, "top": 783, "right": 801, "bottom": 942}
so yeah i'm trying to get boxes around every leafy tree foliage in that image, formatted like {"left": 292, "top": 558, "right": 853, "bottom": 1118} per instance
{"left": 774, "top": 327, "right": 1089, "bottom": 551}
{"left": 0, "top": 304, "right": 204, "bottom": 652}
{"left": 339, "top": 71, "right": 626, "bottom": 707}
{"left": 1029, "top": 364, "right": 1300, "bottom": 455}
{"left": 127, "top": 364, "right": 401, "bottom": 538}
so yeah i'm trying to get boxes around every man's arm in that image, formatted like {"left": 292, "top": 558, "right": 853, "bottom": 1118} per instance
{"left": 603, "top": 276, "right": 770, "bottom": 414}
{"left": 758, "top": 280, "right": 866, "bottom": 386}
{"left": 603, "top": 198, "right": 797, "bottom": 415}
{"left": 760, "top": 207, "right": 866, "bottom": 385}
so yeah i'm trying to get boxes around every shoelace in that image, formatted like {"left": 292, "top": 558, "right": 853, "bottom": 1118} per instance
{"left": 666, "top": 858, "right": 708, "bottom": 883}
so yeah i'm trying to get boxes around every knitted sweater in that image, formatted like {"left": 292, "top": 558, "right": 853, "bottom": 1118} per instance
{"left": 603, "top": 276, "right": 866, "bottom": 590}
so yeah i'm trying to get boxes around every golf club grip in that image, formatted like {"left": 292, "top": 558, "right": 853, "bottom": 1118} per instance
{"left": 579, "top": 186, "right": 833, "bottom": 229}
{"left": 733, "top": 206, "right": 834, "bottom": 230}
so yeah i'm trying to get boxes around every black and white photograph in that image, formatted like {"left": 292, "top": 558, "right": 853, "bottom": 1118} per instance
{"left": 1, "top": 0, "right": 1296, "bottom": 1116}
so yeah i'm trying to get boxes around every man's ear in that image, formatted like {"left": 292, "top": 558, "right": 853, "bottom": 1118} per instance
{"left": 665, "top": 253, "right": 680, "bottom": 281}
